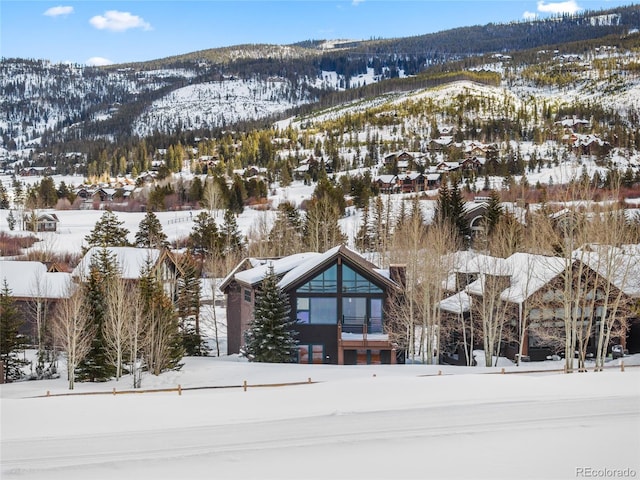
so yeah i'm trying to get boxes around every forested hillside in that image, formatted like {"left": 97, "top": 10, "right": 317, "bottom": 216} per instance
{"left": 2, "top": 4, "right": 639, "bottom": 158}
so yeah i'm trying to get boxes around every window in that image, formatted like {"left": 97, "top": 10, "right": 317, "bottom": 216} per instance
{"left": 297, "top": 265, "right": 337, "bottom": 293}
{"left": 296, "top": 297, "right": 337, "bottom": 324}
{"left": 244, "top": 289, "right": 252, "bottom": 303}
{"left": 342, "top": 297, "right": 367, "bottom": 321}
{"left": 298, "top": 344, "right": 325, "bottom": 364}
{"left": 370, "top": 298, "right": 383, "bottom": 333}
{"left": 342, "top": 265, "right": 382, "bottom": 293}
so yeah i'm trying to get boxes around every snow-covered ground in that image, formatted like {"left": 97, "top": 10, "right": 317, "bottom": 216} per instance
{"left": 2, "top": 354, "right": 639, "bottom": 479}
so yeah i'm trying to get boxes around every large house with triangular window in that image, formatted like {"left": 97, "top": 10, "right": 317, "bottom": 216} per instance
{"left": 221, "top": 245, "right": 403, "bottom": 365}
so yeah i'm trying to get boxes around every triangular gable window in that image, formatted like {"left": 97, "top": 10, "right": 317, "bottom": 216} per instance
{"left": 342, "top": 264, "right": 382, "bottom": 293}
{"left": 297, "top": 264, "right": 338, "bottom": 293}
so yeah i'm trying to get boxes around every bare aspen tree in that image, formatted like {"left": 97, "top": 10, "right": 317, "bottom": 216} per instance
{"left": 246, "top": 211, "right": 274, "bottom": 257}
{"left": 304, "top": 195, "right": 345, "bottom": 253}
{"left": 387, "top": 198, "right": 457, "bottom": 364}
{"left": 579, "top": 204, "right": 636, "bottom": 371}
{"left": 416, "top": 222, "right": 457, "bottom": 364}
{"left": 468, "top": 255, "right": 514, "bottom": 367}
{"left": 52, "top": 288, "right": 95, "bottom": 390}
{"left": 28, "top": 271, "right": 52, "bottom": 370}
{"left": 103, "top": 276, "right": 131, "bottom": 380}
{"left": 530, "top": 181, "right": 608, "bottom": 372}
{"left": 387, "top": 199, "right": 425, "bottom": 362}
{"left": 203, "top": 177, "right": 224, "bottom": 217}
{"left": 139, "top": 260, "right": 183, "bottom": 376}
{"left": 204, "top": 253, "right": 228, "bottom": 357}
{"left": 127, "top": 288, "right": 147, "bottom": 388}
{"left": 144, "top": 294, "right": 178, "bottom": 376}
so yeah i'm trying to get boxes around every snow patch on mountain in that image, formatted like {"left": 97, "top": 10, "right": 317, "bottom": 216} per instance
{"left": 132, "top": 78, "right": 314, "bottom": 135}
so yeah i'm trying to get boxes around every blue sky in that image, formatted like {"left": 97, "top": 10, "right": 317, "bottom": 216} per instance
{"left": 0, "top": 0, "right": 634, "bottom": 65}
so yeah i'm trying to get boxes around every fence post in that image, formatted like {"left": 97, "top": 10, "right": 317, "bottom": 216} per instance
{"left": 113, "top": 388, "right": 116, "bottom": 396}
{"left": 178, "top": 384, "right": 182, "bottom": 396}
{"left": 501, "top": 368, "right": 505, "bottom": 374}
{"left": 308, "top": 377, "right": 312, "bottom": 383}
{"left": 243, "top": 380, "right": 247, "bottom": 392}
{"left": 621, "top": 361, "right": 625, "bottom": 372}
{"left": 46, "top": 390, "right": 50, "bottom": 397}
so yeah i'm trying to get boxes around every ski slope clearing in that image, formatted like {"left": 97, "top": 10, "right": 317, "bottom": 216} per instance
{"left": 2, "top": 356, "right": 639, "bottom": 480}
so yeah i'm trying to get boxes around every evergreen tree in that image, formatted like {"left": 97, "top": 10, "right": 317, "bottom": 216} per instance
{"left": 135, "top": 210, "right": 169, "bottom": 248}
{"left": 436, "top": 177, "right": 469, "bottom": 242}
{"left": 483, "top": 190, "right": 503, "bottom": 237}
{"left": 0, "top": 280, "right": 28, "bottom": 382}
{"left": 7, "top": 210, "right": 16, "bottom": 230}
{"left": 84, "top": 210, "right": 130, "bottom": 250}
{"left": 37, "top": 176, "right": 57, "bottom": 208}
{"left": 355, "top": 202, "right": 374, "bottom": 252}
{"left": 449, "top": 178, "right": 471, "bottom": 240}
{"left": 268, "top": 202, "right": 303, "bottom": 256}
{"left": 395, "top": 200, "right": 408, "bottom": 231}
{"left": 176, "top": 253, "right": 207, "bottom": 356}
{"left": 188, "top": 176, "right": 204, "bottom": 203}
{"left": 243, "top": 265, "right": 297, "bottom": 363}
{"left": 75, "top": 248, "right": 119, "bottom": 382}
{"left": 0, "top": 182, "right": 9, "bottom": 209}
{"left": 57, "top": 181, "right": 74, "bottom": 203}
{"left": 229, "top": 175, "right": 246, "bottom": 214}
{"left": 435, "top": 178, "right": 451, "bottom": 224}
{"left": 189, "top": 211, "right": 221, "bottom": 256}
{"left": 220, "top": 209, "right": 244, "bottom": 255}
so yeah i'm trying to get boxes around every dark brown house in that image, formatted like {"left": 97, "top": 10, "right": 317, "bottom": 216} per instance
{"left": 221, "top": 246, "right": 402, "bottom": 364}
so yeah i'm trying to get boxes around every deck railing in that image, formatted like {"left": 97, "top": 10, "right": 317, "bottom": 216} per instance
{"left": 341, "top": 316, "right": 384, "bottom": 334}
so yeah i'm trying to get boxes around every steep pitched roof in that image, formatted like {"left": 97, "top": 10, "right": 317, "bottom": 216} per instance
{"left": 574, "top": 245, "right": 640, "bottom": 298}
{"left": 277, "top": 245, "right": 397, "bottom": 291}
{"left": 499, "top": 253, "right": 567, "bottom": 303}
{"left": 233, "top": 252, "right": 321, "bottom": 288}
{"left": 442, "top": 251, "right": 567, "bottom": 305}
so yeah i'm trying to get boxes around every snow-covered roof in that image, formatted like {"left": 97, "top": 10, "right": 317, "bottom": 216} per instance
{"left": 375, "top": 175, "right": 397, "bottom": 183}
{"left": 72, "top": 247, "right": 163, "bottom": 280}
{"left": 277, "top": 245, "right": 392, "bottom": 291}
{"left": 0, "top": 261, "right": 73, "bottom": 299}
{"left": 500, "top": 253, "right": 567, "bottom": 303}
{"left": 277, "top": 247, "right": 343, "bottom": 290}
{"left": 235, "top": 252, "right": 321, "bottom": 287}
{"left": 446, "top": 251, "right": 505, "bottom": 274}
{"left": 574, "top": 246, "right": 640, "bottom": 297}
{"left": 439, "top": 291, "right": 471, "bottom": 314}
{"left": 432, "top": 136, "right": 453, "bottom": 146}
{"left": 399, "top": 172, "right": 422, "bottom": 181}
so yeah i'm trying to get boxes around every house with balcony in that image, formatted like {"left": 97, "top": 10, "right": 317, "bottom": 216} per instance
{"left": 221, "top": 245, "right": 402, "bottom": 364}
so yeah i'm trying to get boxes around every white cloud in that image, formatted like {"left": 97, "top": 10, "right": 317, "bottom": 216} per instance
{"left": 523, "top": 11, "right": 539, "bottom": 20}
{"left": 536, "top": 0, "right": 583, "bottom": 15}
{"left": 89, "top": 10, "right": 152, "bottom": 32}
{"left": 352, "top": 0, "right": 365, "bottom": 6}
{"left": 85, "top": 57, "right": 114, "bottom": 67}
{"left": 43, "top": 6, "right": 74, "bottom": 17}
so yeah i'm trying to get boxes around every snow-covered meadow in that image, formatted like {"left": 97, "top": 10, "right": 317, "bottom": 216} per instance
{"left": 1, "top": 354, "right": 639, "bottom": 479}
